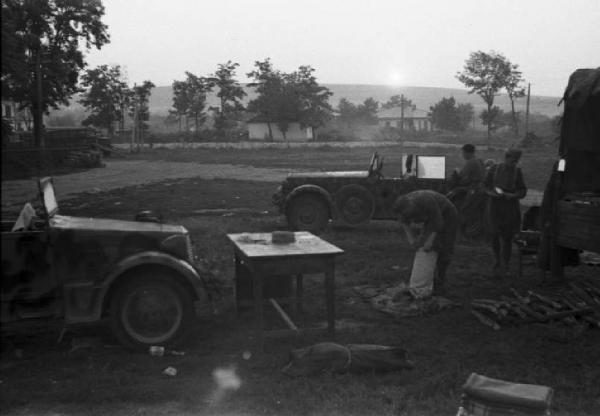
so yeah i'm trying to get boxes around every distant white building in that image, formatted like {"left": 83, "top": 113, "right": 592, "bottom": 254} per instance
{"left": 377, "top": 107, "right": 432, "bottom": 132}
{"left": 247, "top": 120, "right": 313, "bottom": 141}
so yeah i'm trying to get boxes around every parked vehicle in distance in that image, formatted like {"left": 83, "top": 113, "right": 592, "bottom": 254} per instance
{"left": 272, "top": 152, "right": 448, "bottom": 232}
{"left": 1, "top": 177, "right": 212, "bottom": 349}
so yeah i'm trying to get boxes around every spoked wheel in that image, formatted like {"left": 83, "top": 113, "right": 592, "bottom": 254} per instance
{"left": 110, "top": 274, "right": 195, "bottom": 349}
{"left": 335, "top": 185, "right": 375, "bottom": 226}
{"left": 286, "top": 193, "right": 330, "bottom": 233}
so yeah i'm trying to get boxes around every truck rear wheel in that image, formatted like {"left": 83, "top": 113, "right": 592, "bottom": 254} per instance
{"left": 286, "top": 193, "right": 329, "bottom": 233}
{"left": 109, "top": 273, "right": 195, "bottom": 350}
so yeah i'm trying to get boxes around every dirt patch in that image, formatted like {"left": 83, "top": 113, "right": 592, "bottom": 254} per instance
{"left": 1, "top": 160, "right": 295, "bottom": 213}
{"left": 1, "top": 178, "right": 599, "bottom": 416}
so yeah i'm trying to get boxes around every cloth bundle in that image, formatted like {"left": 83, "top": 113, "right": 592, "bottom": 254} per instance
{"left": 282, "top": 342, "right": 415, "bottom": 377}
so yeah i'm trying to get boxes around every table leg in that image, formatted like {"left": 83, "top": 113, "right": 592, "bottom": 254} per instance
{"left": 295, "top": 274, "right": 303, "bottom": 318}
{"left": 253, "top": 271, "right": 264, "bottom": 349}
{"left": 325, "top": 265, "right": 335, "bottom": 337}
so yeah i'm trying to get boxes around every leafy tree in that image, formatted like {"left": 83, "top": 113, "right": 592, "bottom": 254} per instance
{"left": 480, "top": 106, "right": 510, "bottom": 133}
{"left": 429, "top": 96, "right": 473, "bottom": 132}
{"left": 504, "top": 63, "right": 526, "bottom": 136}
{"left": 457, "top": 103, "right": 475, "bottom": 131}
{"left": 247, "top": 59, "right": 333, "bottom": 141}
{"left": 382, "top": 94, "right": 414, "bottom": 110}
{"left": 247, "top": 59, "right": 283, "bottom": 141}
{"left": 79, "top": 64, "right": 130, "bottom": 137}
{"left": 170, "top": 79, "right": 190, "bottom": 132}
{"left": 337, "top": 98, "right": 357, "bottom": 125}
{"left": 184, "top": 72, "right": 213, "bottom": 137}
{"left": 290, "top": 65, "right": 333, "bottom": 139}
{"left": 356, "top": 97, "right": 379, "bottom": 124}
{"left": 210, "top": 61, "right": 246, "bottom": 134}
{"left": 129, "top": 80, "right": 155, "bottom": 145}
{"left": 456, "top": 50, "right": 511, "bottom": 144}
{"left": 337, "top": 97, "right": 379, "bottom": 125}
{"left": 1, "top": 0, "right": 109, "bottom": 147}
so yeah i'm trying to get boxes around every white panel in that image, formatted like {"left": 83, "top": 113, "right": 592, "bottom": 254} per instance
{"left": 417, "top": 156, "right": 446, "bottom": 179}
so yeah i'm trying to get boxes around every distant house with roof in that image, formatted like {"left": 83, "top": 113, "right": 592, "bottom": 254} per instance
{"left": 377, "top": 107, "right": 432, "bottom": 132}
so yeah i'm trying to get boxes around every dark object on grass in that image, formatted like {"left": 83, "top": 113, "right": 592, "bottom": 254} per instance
{"left": 281, "top": 342, "right": 415, "bottom": 377}
{"left": 459, "top": 373, "right": 553, "bottom": 416}
{"left": 135, "top": 210, "right": 162, "bottom": 223}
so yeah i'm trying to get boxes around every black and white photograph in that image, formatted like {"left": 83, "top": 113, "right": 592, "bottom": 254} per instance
{"left": 1, "top": 0, "right": 599, "bottom": 414}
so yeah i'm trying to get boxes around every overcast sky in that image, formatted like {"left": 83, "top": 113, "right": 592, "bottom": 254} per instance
{"left": 86, "top": 0, "right": 600, "bottom": 96}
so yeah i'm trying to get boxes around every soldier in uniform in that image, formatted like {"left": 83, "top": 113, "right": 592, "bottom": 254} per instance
{"left": 393, "top": 190, "right": 459, "bottom": 295}
{"left": 484, "top": 148, "right": 527, "bottom": 275}
{"left": 450, "top": 144, "right": 485, "bottom": 189}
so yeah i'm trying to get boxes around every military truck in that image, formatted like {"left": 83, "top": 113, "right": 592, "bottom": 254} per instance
{"left": 273, "top": 152, "right": 452, "bottom": 232}
{"left": 1, "top": 177, "right": 213, "bottom": 349}
{"left": 538, "top": 68, "right": 600, "bottom": 278}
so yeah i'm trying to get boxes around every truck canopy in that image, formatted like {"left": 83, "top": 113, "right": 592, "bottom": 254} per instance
{"left": 559, "top": 68, "right": 600, "bottom": 193}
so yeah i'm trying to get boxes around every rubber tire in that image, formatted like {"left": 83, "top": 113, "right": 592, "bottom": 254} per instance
{"left": 286, "top": 193, "right": 330, "bottom": 233}
{"left": 109, "top": 274, "right": 196, "bottom": 350}
{"left": 335, "top": 184, "right": 375, "bottom": 226}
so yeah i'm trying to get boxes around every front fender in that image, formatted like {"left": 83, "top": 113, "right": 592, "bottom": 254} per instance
{"left": 63, "top": 251, "right": 208, "bottom": 324}
{"left": 284, "top": 184, "right": 336, "bottom": 220}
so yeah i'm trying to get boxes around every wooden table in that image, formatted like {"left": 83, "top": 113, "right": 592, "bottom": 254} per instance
{"left": 227, "top": 232, "right": 344, "bottom": 343}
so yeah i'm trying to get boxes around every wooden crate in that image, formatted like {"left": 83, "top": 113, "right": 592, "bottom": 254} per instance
{"left": 557, "top": 199, "right": 600, "bottom": 253}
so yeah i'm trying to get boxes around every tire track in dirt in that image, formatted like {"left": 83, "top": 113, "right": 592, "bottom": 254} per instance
{"left": 1, "top": 160, "right": 296, "bottom": 211}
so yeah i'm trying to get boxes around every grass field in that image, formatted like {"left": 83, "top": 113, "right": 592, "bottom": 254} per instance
{"left": 1, "top": 144, "right": 599, "bottom": 416}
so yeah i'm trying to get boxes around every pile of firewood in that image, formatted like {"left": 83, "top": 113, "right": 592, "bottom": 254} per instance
{"left": 470, "top": 281, "right": 600, "bottom": 331}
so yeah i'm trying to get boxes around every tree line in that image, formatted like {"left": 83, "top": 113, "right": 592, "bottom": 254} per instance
{"left": 1, "top": 0, "right": 529, "bottom": 145}
{"left": 167, "top": 58, "right": 334, "bottom": 141}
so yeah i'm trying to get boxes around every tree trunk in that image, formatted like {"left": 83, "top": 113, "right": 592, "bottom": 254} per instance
{"left": 32, "top": 104, "right": 44, "bottom": 148}
{"left": 34, "top": 50, "right": 44, "bottom": 148}
{"left": 510, "top": 97, "right": 519, "bottom": 137}
{"left": 195, "top": 113, "right": 199, "bottom": 139}
{"left": 267, "top": 122, "right": 273, "bottom": 142}
{"left": 178, "top": 115, "right": 181, "bottom": 133}
{"left": 486, "top": 102, "right": 492, "bottom": 147}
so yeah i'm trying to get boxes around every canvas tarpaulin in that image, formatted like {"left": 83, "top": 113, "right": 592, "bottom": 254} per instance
{"left": 559, "top": 68, "right": 600, "bottom": 193}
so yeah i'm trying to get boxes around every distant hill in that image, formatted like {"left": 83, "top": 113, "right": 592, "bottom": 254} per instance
{"left": 147, "top": 83, "right": 561, "bottom": 117}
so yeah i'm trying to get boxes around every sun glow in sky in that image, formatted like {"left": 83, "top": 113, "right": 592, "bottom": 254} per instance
{"left": 87, "top": 0, "right": 600, "bottom": 96}
{"left": 388, "top": 70, "right": 405, "bottom": 87}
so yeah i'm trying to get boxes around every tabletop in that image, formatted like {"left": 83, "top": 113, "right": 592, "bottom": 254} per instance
{"left": 227, "top": 231, "right": 344, "bottom": 259}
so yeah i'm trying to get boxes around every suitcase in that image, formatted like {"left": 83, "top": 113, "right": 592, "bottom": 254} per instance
{"left": 457, "top": 373, "right": 553, "bottom": 416}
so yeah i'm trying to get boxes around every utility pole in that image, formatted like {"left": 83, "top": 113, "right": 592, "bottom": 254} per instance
{"left": 400, "top": 94, "right": 405, "bottom": 134}
{"left": 524, "top": 83, "right": 531, "bottom": 136}
{"left": 130, "top": 85, "right": 138, "bottom": 153}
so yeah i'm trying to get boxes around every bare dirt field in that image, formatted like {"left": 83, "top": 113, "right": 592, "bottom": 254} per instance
{"left": 2, "top": 144, "right": 547, "bottom": 212}
{"left": 2, "top": 144, "right": 597, "bottom": 416}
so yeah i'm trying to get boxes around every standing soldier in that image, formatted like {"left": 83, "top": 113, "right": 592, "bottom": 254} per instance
{"left": 450, "top": 144, "right": 485, "bottom": 189}
{"left": 393, "top": 190, "right": 459, "bottom": 295}
{"left": 484, "top": 149, "right": 527, "bottom": 276}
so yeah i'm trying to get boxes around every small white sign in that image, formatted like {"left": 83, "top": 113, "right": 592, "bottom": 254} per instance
{"left": 416, "top": 156, "right": 446, "bottom": 179}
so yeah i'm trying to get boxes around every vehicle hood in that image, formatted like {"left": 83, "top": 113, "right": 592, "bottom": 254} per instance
{"left": 287, "top": 171, "right": 369, "bottom": 179}
{"left": 49, "top": 215, "right": 187, "bottom": 234}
